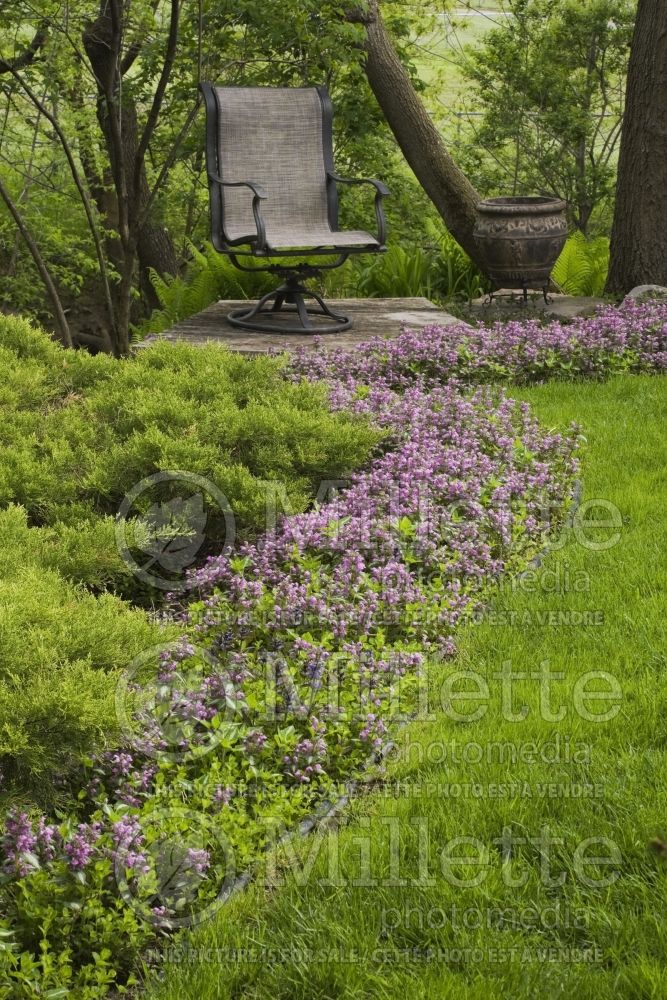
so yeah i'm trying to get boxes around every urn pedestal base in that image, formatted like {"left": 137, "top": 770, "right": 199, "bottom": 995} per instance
{"left": 486, "top": 281, "right": 552, "bottom": 306}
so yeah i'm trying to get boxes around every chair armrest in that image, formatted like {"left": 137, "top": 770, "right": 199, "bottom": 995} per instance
{"left": 327, "top": 173, "right": 390, "bottom": 196}
{"left": 326, "top": 172, "right": 389, "bottom": 246}
{"left": 207, "top": 171, "right": 268, "bottom": 249}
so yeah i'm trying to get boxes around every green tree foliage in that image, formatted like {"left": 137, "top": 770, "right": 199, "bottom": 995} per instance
{"left": 457, "top": 0, "right": 635, "bottom": 234}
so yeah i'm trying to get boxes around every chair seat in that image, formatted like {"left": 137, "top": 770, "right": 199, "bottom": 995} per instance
{"left": 231, "top": 226, "right": 379, "bottom": 251}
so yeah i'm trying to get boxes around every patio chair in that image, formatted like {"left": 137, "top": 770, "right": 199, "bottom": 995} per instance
{"left": 200, "top": 83, "right": 389, "bottom": 333}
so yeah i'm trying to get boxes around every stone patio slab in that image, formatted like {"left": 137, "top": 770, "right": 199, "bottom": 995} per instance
{"left": 137, "top": 297, "right": 464, "bottom": 355}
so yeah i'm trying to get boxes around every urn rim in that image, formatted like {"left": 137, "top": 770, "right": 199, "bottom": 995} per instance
{"left": 476, "top": 196, "right": 568, "bottom": 217}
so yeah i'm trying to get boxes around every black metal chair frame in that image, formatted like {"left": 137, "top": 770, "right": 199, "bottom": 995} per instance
{"left": 200, "top": 82, "right": 389, "bottom": 334}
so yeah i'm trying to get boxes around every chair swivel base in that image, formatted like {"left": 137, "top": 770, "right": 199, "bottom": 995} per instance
{"left": 227, "top": 275, "right": 351, "bottom": 334}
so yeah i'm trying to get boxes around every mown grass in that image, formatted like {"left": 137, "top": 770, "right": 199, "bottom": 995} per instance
{"left": 143, "top": 374, "right": 667, "bottom": 1000}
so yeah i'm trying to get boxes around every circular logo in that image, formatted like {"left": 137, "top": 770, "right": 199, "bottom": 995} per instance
{"left": 115, "top": 642, "right": 244, "bottom": 763}
{"left": 114, "top": 805, "right": 237, "bottom": 929}
{"left": 115, "top": 470, "right": 235, "bottom": 591}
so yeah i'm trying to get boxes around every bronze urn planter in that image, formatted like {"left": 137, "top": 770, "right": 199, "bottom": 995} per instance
{"left": 473, "top": 196, "right": 568, "bottom": 303}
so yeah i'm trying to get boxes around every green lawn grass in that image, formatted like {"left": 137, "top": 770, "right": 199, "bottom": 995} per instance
{"left": 143, "top": 374, "right": 667, "bottom": 1000}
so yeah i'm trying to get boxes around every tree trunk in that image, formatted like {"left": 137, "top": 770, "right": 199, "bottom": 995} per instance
{"left": 606, "top": 0, "right": 667, "bottom": 294}
{"left": 83, "top": 2, "right": 179, "bottom": 347}
{"left": 120, "top": 98, "right": 180, "bottom": 309}
{"left": 92, "top": 89, "right": 179, "bottom": 312}
{"left": 356, "top": 0, "right": 483, "bottom": 265}
{"left": 138, "top": 215, "right": 179, "bottom": 309}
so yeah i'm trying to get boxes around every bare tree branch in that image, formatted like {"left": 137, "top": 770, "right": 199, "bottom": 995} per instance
{"left": 120, "top": 0, "right": 161, "bottom": 74}
{"left": 0, "top": 173, "right": 72, "bottom": 347}
{"left": 140, "top": 93, "right": 201, "bottom": 225}
{"left": 9, "top": 66, "right": 117, "bottom": 338}
{"left": 133, "top": 0, "right": 180, "bottom": 203}
{"left": 0, "top": 26, "right": 48, "bottom": 75}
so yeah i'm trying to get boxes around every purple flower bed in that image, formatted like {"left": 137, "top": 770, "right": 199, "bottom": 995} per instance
{"left": 287, "top": 298, "right": 667, "bottom": 389}
{"left": 188, "top": 381, "right": 577, "bottom": 667}
{"left": 8, "top": 301, "right": 633, "bottom": 993}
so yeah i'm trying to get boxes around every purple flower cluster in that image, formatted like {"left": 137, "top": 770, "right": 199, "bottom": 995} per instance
{"left": 184, "top": 847, "right": 210, "bottom": 876}
{"left": 213, "top": 784, "right": 234, "bottom": 806}
{"left": 1, "top": 811, "right": 64, "bottom": 876}
{"left": 112, "top": 813, "right": 150, "bottom": 874}
{"left": 0, "top": 807, "right": 151, "bottom": 891}
{"left": 359, "top": 712, "right": 388, "bottom": 751}
{"left": 192, "top": 386, "right": 573, "bottom": 595}
{"left": 64, "top": 822, "right": 102, "bottom": 871}
{"left": 283, "top": 718, "right": 328, "bottom": 783}
{"left": 2, "top": 810, "right": 38, "bottom": 876}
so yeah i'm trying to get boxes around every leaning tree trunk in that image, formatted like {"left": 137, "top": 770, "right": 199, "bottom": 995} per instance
{"left": 355, "top": 0, "right": 483, "bottom": 265}
{"left": 606, "top": 0, "right": 667, "bottom": 294}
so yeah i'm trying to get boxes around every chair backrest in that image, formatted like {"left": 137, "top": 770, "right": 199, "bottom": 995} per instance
{"left": 202, "top": 85, "right": 338, "bottom": 247}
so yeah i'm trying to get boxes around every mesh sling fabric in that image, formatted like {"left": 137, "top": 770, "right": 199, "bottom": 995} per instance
{"left": 214, "top": 86, "right": 378, "bottom": 250}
